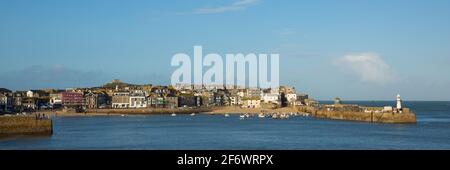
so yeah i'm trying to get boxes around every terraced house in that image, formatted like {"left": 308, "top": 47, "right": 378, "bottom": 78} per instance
{"left": 129, "top": 93, "right": 147, "bottom": 108}
{"left": 112, "top": 91, "right": 130, "bottom": 108}
{"left": 85, "top": 91, "right": 109, "bottom": 109}
{"left": 0, "top": 93, "right": 8, "bottom": 112}
{"left": 0, "top": 88, "right": 13, "bottom": 112}
{"left": 61, "top": 92, "right": 84, "bottom": 108}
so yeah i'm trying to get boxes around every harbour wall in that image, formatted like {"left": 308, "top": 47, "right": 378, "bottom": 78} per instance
{"left": 299, "top": 107, "right": 416, "bottom": 123}
{"left": 0, "top": 116, "right": 53, "bottom": 136}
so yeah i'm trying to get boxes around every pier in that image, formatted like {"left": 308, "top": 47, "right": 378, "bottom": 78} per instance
{"left": 0, "top": 115, "right": 53, "bottom": 136}
{"left": 299, "top": 106, "right": 416, "bottom": 124}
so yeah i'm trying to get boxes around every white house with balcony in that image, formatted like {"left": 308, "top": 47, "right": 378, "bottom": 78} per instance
{"left": 129, "top": 94, "right": 147, "bottom": 108}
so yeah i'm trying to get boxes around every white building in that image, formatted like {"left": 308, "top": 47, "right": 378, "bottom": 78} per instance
{"left": 242, "top": 99, "right": 261, "bottom": 108}
{"left": 383, "top": 106, "right": 393, "bottom": 112}
{"left": 229, "top": 96, "right": 242, "bottom": 106}
{"left": 261, "top": 93, "right": 279, "bottom": 104}
{"left": 237, "top": 91, "right": 245, "bottom": 98}
{"left": 286, "top": 93, "right": 297, "bottom": 105}
{"left": 129, "top": 96, "right": 147, "bottom": 108}
{"left": 26, "top": 90, "right": 34, "bottom": 98}
{"left": 49, "top": 93, "right": 62, "bottom": 106}
{"left": 246, "top": 89, "right": 262, "bottom": 98}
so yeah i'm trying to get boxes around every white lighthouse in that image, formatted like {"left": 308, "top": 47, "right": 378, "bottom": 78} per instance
{"left": 396, "top": 94, "right": 402, "bottom": 110}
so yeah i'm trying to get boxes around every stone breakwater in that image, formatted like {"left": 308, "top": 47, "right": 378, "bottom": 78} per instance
{"left": 299, "top": 107, "right": 416, "bottom": 124}
{"left": 0, "top": 116, "right": 53, "bottom": 136}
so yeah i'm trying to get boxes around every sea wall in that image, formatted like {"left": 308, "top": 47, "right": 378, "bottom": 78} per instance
{"left": 0, "top": 116, "right": 53, "bottom": 136}
{"left": 299, "top": 107, "right": 416, "bottom": 123}
{"left": 86, "top": 107, "right": 214, "bottom": 115}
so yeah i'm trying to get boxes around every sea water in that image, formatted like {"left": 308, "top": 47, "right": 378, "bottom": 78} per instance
{"left": 1, "top": 101, "right": 449, "bottom": 149}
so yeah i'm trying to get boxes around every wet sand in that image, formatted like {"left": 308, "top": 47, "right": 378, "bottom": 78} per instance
{"left": 33, "top": 106, "right": 302, "bottom": 117}
{"left": 205, "top": 106, "right": 301, "bottom": 115}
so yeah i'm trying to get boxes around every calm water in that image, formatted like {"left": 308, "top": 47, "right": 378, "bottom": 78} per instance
{"left": 1, "top": 101, "right": 449, "bottom": 149}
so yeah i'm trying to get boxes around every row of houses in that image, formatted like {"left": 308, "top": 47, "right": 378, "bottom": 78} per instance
{"left": 0, "top": 80, "right": 310, "bottom": 112}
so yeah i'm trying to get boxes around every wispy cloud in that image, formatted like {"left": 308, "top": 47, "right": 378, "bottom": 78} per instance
{"left": 194, "top": 0, "right": 260, "bottom": 14}
{"left": 333, "top": 53, "right": 397, "bottom": 85}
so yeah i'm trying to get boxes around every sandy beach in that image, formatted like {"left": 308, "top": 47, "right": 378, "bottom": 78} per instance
{"left": 30, "top": 106, "right": 302, "bottom": 117}
{"left": 205, "top": 106, "right": 301, "bottom": 115}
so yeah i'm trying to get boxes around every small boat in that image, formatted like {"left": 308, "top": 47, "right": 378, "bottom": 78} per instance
{"left": 258, "top": 113, "right": 265, "bottom": 118}
{"left": 190, "top": 113, "right": 196, "bottom": 116}
{"left": 225, "top": 113, "right": 230, "bottom": 117}
{"left": 121, "top": 114, "right": 126, "bottom": 117}
{"left": 171, "top": 113, "right": 176, "bottom": 117}
{"left": 245, "top": 113, "right": 250, "bottom": 118}
{"left": 239, "top": 114, "right": 246, "bottom": 119}
{"left": 272, "top": 114, "right": 278, "bottom": 119}
{"left": 279, "top": 113, "right": 289, "bottom": 119}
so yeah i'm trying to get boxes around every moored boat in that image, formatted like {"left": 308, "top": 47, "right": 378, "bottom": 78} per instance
{"left": 258, "top": 113, "right": 265, "bottom": 118}
{"left": 239, "top": 114, "right": 246, "bottom": 119}
{"left": 272, "top": 114, "right": 278, "bottom": 119}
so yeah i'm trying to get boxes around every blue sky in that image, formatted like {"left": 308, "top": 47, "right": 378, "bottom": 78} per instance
{"left": 1, "top": 0, "right": 450, "bottom": 100}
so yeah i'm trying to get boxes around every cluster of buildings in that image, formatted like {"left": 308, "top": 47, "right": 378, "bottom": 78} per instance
{"left": 0, "top": 80, "right": 312, "bottom": 113}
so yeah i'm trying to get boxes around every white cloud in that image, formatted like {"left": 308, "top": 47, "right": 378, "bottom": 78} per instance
{"left": 194, "top": 0, "right": 260, "bottom": 14}
{"left": 334, "top": 53, "right": 397, "bottom": 85}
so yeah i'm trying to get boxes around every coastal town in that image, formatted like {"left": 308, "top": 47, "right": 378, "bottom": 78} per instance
{"left": 1, "top": 79, "right": 415, "bottom": 119}
{"left": 0, "top": 79, "right": 416, "bottom": 136}
{"left": 0, "top": 79, "right": 313, "bottom": 114}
